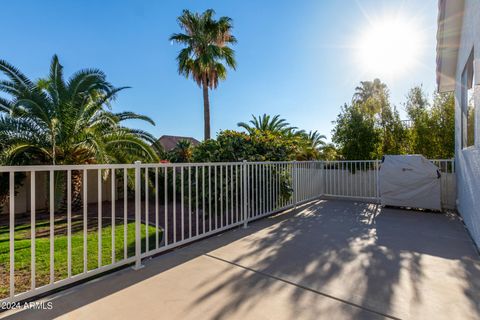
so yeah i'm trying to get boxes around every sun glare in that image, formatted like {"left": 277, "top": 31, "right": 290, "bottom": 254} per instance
{"left": 356, "top": 16, "right": 423, "bottom": 78}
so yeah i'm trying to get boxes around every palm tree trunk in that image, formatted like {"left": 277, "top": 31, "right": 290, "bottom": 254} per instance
{"left": 202, "top": 81, "right": 211, "bottom": 140}
{"left": 59, "top": 170, "right": 83, "bottom": 211}
{"left": 71, "top": 170, "right": 83, "bottom": 208}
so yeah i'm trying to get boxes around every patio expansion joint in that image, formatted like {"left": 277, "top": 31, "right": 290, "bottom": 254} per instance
{"left": 203, "top": 253, "right": 402, "bottom": 320}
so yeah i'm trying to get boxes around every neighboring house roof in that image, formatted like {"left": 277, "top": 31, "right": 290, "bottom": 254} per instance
{"left": 156, "top": 135, "right": 200, "bottom": 152}
{"left": 436, "top": 0, "right": 465, "bottom": 92}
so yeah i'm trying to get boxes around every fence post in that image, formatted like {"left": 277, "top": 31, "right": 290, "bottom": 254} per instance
{"left": 133, "top": 160, "right": 143, "bottom": 270}
{"left": 293, "top": 161, "right": 298, "bottom": 208}
{"left": 375, "top": 160, "right": 380, "bottom": 202}
{"left": 243, "top": 160, "right": 248, "bottom": 228}
{"left": 320, "top": 161, "right": 325, "bottom": 197}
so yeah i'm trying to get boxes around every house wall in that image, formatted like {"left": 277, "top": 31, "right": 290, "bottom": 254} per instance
{"left": 454, "top": 0, "right": 480, "bottom": 248}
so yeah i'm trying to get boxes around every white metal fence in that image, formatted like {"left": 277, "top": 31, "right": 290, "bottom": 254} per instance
{"left": 323, "top": 160, "right": 380, "bottom": 201}
{"left": 0, "top": 159, "right": 455, "bottom": 303}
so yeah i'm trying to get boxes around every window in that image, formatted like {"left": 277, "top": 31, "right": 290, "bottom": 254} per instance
{"left": 461, "top": 49, "right": 475, "bottom": 148}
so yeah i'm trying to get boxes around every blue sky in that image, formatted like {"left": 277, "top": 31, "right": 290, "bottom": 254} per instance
{"left": 1, "top": 0, "right": 438, "bottom": 141}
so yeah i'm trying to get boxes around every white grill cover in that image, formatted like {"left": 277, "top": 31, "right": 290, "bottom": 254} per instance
{"left": 379, "top": 155, "right": 441, "bottom": 210}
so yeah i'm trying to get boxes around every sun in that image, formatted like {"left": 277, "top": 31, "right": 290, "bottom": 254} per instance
{"left": 355, "top": 16, "right": 423, "bottom": 78}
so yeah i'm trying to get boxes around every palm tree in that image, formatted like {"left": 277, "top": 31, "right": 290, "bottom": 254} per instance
{"left": 238, "top": 114, "right": 297, "bottom": 135}
{"left": 0, "top": 55, "right": 159, "bottom": 205}
{"left": 306, "top": 131, "right": 327, "bottom": 150}
{"left": 170, "top": 9, "right": 237, "bottom": 141}
{"left": 352, "top": 79, "right": 388, "bottom": 103}
{"left": 352, "top": 79, "right": 389, "bottom": 115}
{"left": 169, "top": 140, "right": 193, "bottom": 163}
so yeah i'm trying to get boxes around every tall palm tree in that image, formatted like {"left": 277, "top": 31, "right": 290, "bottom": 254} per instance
{"left": 238, "top": 114, "right": 297, "bottom": 135}
{"left": 0, "top": 55, "right": 159, "bottom": 205}
{"left": 352, "top": 79, "right": 388, "bottom": 104}
{"left": 352, "top": 79, "right": 389, "bottom": 115}
{"left": 170, "top": 9, "right": 237, "bottom": 140}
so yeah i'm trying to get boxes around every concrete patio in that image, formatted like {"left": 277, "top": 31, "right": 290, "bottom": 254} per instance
{"left": 2, "top": 199, "right": 479, "bottom": 320}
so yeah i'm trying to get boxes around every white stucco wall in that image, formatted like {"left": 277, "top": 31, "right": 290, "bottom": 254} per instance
{"left": 454, "top": 0, "right": 480, "bottom": 248}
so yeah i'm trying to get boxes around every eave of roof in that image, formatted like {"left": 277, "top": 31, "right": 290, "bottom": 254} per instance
{"left": 436, "top": 0, "right": 465, "bottom": 93}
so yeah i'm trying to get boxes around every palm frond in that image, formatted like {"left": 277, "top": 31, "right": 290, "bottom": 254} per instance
{"left": 0, "top": 59, "right": 34, "bottom": 90}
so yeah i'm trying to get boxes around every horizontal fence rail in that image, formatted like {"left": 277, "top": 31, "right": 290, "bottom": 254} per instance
{"left": 0, "top": 159, "right": 455, "bottom": 303}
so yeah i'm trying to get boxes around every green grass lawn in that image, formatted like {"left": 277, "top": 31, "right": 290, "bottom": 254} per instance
{"left": 0, "top": 219, "right": 161, "bottom": 298}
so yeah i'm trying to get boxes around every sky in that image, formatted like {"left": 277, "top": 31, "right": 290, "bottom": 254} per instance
{"left": 1, "top": 0, "right": 439, "bottom": 141}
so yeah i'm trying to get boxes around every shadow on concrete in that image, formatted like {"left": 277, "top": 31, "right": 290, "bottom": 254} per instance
{"left": 187, "top": 200, "right": 480, "bottom": 320}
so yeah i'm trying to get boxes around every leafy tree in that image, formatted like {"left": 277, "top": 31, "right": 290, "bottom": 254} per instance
{"left": 331, "top": 104, "right": 381, "bottom": 160}
{"left": 0, "top": 55, "right": 159, "bottom": 205}
{"left": 191, "top": 129, "right": 321, "bottom": 162}
{"left": 405, "top": 85, "right": 432, "bottom": 156}
{"left": 170, "top": 9, "right": 237, "bottom": 140}
{"left": 405, "top": 86, "right": 454, "bottom": 158}
{"left": 333, "top": 79, "right": 410, "bottom": 159}
{"left": 238, "top": 114, "right": 296, "bottom": 135}
{"left": 432, "top": 92, "right": 455, "bottom": 158}
{"left": 378, "top": 104, "right": 409, "bottom": 155}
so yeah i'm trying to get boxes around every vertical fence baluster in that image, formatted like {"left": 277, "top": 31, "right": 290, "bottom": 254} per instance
{"left": 97, "top": 169, "right": 102, "bottom": 268}
{"left": 293, "top": 162, "right": 297, "bottom": 208}
{"left": 155, "top": 168, "right": 159, "bottom": 249}
{"left": 279, "top": 163, "right": 282, "bottom": 208}
{"left": 345, "top": 162, "right": 348, "bottom": 197}
{"left": 243, "top": 161, "right": 248, "bottom": 227}
{"left": 189, "top": 166, "right": 192, "bottom": 238}
{"left": 173, "top": 167, "right": 176, "bottom": 243}
{"left": 111, "top": 169, "right": 115, "bottom": 263}
{"left": 268, "top": 165, "right": 272, "bottom": 211}
{"left": 50, "top": 170, "right": 55, "bottom": 283}
{"left": 264, "top": 164, "right": 267, "bottom": 212}
{"left": 256, "top": 164, "right": 260, "bottom": 215}
{"left": 196, "top": 166, "right": 199, "bottom": 236}
{"left": 181, "top": 167, "right": 184, "bottom": 241}
{"left": 164, "top": 167, "right": 168, "bottom": 246}
{"left": 145, "top": 168, "right": 149, "bottom": 251}
{"left": 376, "top": 160, "right": 380, "bottom": 200}
{"left": 333, "top": 162, "right": 335, "bottom": 196}
{"left": 231, "top": 165, "right": 234, "bottom": 224}
{"left": 134, "top": 161, "right": 142, "bottom": 269}
{"left": 205, "top": 166, "right": 208, "bottom": 233}
{"left": 364, "top": 162, "right": 367, "bottom": 198}
{"left": 261, "top": 165, "right": 265, "bottom": 214}
{"left": 30, "top": 171, "right": 36, "bottom": 290}
{"left": 84, "top": 169, "right": 88, "bottom": 271}
{"left": 349, "top": 162, "right": 352, "bottom": 197}
{"left": 124, "top": 168, "right": 127, "bottom": 259}
{"left": 215, "top": 166, "right": 217, "bottom": 229}
{"left": 273, "top": 164, "right": 276, "bottom": 210}
{"left": 368, "top": 162, "right": 374, "bottom": 198}
{"left": 9, "top": 171, "right": 15, "bottom": 297}
{"left": 67, "top": 170, "right": 72, "bottom": 277}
